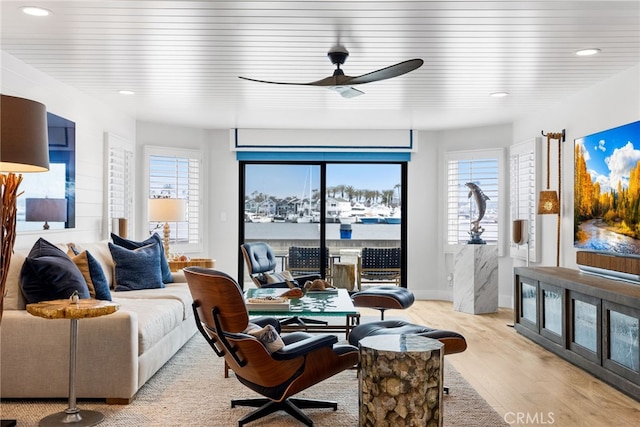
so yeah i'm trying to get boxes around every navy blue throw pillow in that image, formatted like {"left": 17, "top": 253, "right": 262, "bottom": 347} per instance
{"left": 20, "top": 238, "right": 90, "bottom": 304}
{"left": 111, "top": 233, "right": 173, "bottom": 283}
{"left": 70, "top": 250, "right": 112, "bottom": 301}
{"left": 109, "top": 243, "right": 164, "bottom": 291}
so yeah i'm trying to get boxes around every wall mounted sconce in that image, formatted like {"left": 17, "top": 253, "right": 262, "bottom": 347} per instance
{"left": 25, "top": 198, "right": 67, "bottom": 229}
{"left": 539, "top": 129, "right": 566, "bottom": 266}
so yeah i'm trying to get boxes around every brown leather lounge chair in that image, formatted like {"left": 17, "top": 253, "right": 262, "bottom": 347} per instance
{"left": 184, "top": 267, "right": 359, "bottom": 427}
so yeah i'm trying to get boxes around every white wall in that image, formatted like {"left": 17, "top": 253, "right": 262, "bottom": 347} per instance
{"left": 2, "top": 52, "right": 135, "bottom": 250}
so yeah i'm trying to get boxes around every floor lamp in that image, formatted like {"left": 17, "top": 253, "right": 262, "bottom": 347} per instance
{"left": 1, "top": 95, "right": 50, "bottom": 427}
{"left": 538, "top": 130, "right": 565, "bottom": 266}
{"left": 148, "top": 198, "right": 186, "bottom": 259}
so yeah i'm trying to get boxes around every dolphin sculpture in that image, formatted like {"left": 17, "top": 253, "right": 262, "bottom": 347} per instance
{"left": 465, "top": 182, "right": 490, "bottom": 234}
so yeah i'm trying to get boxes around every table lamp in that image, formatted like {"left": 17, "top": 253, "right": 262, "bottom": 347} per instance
{"left": 1, "top": 95, "right": 50, "bottom": 320}
{"left": 148, "top": 198, "right": 186, "bottom": 259}
{"left": 25, "top": 198, "right": 67, "bottom": 229}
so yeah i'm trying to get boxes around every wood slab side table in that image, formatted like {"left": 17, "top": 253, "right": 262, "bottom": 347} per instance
{"left": 27, "top": 299, "right": 120, "bottom": 427}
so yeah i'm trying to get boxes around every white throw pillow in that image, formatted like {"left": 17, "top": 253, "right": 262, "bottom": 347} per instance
{"left": 244, "top": 323, "right": 285, "bottom": 353}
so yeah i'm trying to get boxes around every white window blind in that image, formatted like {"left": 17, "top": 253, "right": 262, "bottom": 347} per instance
{"left": 445, "top": 149, "right": 505, "bottom": 254}
{"left": 145, "top": 147, "right": 201, "bottom": 250}
{"left": 106, "top": 133, "right": 134, "bottom": 238}
{"left": 509, "top": 138, "right": 540, "bottom": 262}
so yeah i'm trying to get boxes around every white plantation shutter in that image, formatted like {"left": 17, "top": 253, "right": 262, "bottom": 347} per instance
{"left": 145, "top": 146, "right": 202, "bottom": 252}
{"left": 509, "top": 138, "right": 540, "bottom": 262}
{"left": 105, "top": 132, "right": 134, "bottom": 238}
{"left": 445, "top": 149, "right": 505, "bottom": 254}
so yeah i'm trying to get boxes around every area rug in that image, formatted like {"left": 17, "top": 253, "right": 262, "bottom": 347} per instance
{"left": 1, "top": 335, "right": 506, "bottom": 426}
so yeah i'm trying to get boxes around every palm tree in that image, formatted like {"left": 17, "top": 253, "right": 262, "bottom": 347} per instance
{"left": 345, "top": 185, "right": 355, "bottom": 201}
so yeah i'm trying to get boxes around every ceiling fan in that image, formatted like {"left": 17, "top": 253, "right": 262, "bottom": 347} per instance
{"left": 239, "top": 46, "right": 423, "bottom": 98}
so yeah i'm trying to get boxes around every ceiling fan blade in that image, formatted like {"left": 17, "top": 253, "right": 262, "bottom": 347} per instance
{"left": 329, "top": 86, "right": 365, "bottom": 98}
{"left": 240, "top": 74, "right": 357, "bottom": 87}
{"left": 344, "top": 58, "right": 423, "bottom": 85}
{"left": 238, "top": 76, "right": 311, "bottom": 86}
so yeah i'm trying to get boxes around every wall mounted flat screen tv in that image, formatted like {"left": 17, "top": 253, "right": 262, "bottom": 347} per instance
{"left": 574, "top": 120, "right": 640, "bottom": 264}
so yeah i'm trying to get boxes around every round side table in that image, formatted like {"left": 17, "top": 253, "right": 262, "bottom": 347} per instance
{"left": 358, "top": 333, "right": 444, "bottom": 426}
{"left": 27, "top": 299, "right": 120, "bottom": 427}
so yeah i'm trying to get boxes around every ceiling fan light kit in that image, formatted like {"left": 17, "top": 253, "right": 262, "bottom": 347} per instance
{"left": 239, "top": 46, "right": 423, "bottom": 98}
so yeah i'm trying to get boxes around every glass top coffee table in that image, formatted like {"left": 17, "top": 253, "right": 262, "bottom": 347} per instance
{"left": 245, "top": 288, "right": 360, "bottom": 338}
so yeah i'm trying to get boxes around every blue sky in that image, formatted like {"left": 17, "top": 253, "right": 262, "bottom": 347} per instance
{"left": 575, "top": 120, "right": 640, "bottom": 193}
{"left": 245, "top": 164, "right": 401, "bottom": 198}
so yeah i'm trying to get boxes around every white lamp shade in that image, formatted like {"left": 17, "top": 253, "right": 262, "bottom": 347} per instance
{"left": 1, "top": 94, "right": 50, "bottom": 172}
{"left": 148, "top": 198, "right": 186, "bottom": 222}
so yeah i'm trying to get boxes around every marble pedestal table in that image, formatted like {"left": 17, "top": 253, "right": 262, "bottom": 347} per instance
{"left": 27, "top": 299, "right": 120, "bottom": 427}
{"left": 359, "top": 334, "right": 444, "bottom": 427}
{"left": 453, "top": 244, "right": 499, "bottom": 314}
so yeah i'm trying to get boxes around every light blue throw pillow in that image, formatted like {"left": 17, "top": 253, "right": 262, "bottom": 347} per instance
{"left": 109, "top": 243, "right": 164, "bottom": 291}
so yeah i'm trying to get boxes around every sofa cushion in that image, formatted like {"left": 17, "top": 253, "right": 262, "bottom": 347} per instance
{"left": 111, "top": 233, "right": 173, "bottom": 284}
{"left": 70, "top": 250, "right": 112, "bottom": 301}
{"left": 111, "top": 283, "right": 193, "bottom": 320}
{"left": 109, "top": 243, "right": 164, "bottom": 292}
{"left": 111, "top": 297, "right": 184, "bottom": 355}
{"left": 19, "top": 238, "right": 90, "bottom": 304}
{"left": 5, "top": 250, "right": 28, "bottom": 310}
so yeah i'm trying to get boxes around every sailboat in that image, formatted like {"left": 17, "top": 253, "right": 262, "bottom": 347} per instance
{"left": 295, "top": 167, "right": 319, "bottom": 223}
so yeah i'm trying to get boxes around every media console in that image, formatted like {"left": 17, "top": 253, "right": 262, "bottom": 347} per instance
{"left": 514, "top": 266, "right": 640, "bottom": 400}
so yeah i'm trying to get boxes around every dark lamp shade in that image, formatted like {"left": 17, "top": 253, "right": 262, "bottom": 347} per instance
{"left": 25, "top": 198, "right": 67, "bottom": 222}
{"left": 537, "top": 190, "right": 560, "bottom": 215}
{"left": 1, "top": 94, "right": 50, "bottom": 172}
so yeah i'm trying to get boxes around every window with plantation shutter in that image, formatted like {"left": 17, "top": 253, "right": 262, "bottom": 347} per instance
{"left": 445, "top": 149, "right": 505, "bottom": 254}
{"left": 509, "top": 138, "right": 540, "bottom": 262}
{"left": 144, "top": 146, "right": 202, "bottom": 253}
{"left": 105, "top": 132, "right": 134, "bottom": 239}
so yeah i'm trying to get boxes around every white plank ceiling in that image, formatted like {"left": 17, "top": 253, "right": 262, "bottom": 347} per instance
{"left": 1, "top": 1, "right": 639, "bottom": 130}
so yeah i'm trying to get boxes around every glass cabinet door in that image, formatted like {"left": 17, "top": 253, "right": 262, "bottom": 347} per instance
{"left": 569, "top": 292, "right": 601, "bottom": 364}
{"left": 519, "top": 279, "right": 538, "bottom": 331}
{"left": 541, "top": 283, "right": 564, "bottom": 345}
{"left": 604, "top": 301, "right": 640, "bottom": 381}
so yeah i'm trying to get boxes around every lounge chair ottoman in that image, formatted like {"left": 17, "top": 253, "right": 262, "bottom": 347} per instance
{"left": 348, "top": 320, "right": 468, "bottom": 394}
{"left": 348, "top": 320, "right": 467, "bottom": 356}
{"left": 351, "top": 286, "right": 415, "bottom": 320}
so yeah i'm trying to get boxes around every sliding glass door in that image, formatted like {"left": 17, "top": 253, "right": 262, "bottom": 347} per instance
{"left": 240, "top": 161, "right": 406, "bottom": 290}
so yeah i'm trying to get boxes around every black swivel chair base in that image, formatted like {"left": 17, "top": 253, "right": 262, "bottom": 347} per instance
{"left": 232, "top": 397, "right": 337, "bottom": 427}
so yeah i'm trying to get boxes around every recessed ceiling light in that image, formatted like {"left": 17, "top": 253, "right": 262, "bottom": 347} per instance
{"left": 21, "top": 6, "right": 51, "bottom": 17}
{"left": 575, "top": 48, "right": 601, "bottom": 56}
{"left": 490, "top": 92, "right": 509, "bottom": 98}
{"left": 118, "top": 90, "right": 135, "bottom": 95}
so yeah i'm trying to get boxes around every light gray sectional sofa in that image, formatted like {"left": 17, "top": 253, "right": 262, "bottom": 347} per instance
{"left": 0, "top": 241, "right": 197, "bottom": 404}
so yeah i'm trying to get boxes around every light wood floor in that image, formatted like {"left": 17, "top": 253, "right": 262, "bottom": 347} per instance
{"left": 362, "top": 300, "right": 639, "bottom": 427}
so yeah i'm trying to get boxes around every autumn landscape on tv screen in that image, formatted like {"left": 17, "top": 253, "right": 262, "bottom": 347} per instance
{"left": 574, "top": 121, "right": 640, "bottom": 255}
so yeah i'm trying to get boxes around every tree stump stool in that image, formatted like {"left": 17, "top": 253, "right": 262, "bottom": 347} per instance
{"left": 359, "top": 334, "right": 444, "bottom": 427}
{"left": 332, "top": 262, "right": 356, "bottom": 291}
